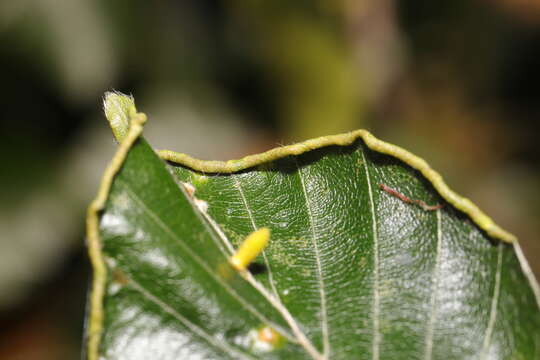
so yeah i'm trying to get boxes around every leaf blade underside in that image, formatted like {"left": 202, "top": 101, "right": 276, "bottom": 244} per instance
{"left": 89, "top": 136, "right": 540, "bottom": 360}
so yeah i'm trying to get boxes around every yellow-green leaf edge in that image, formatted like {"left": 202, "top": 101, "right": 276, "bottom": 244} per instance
{"left": 159, "top": 133, "right": 515, "bottom": 243}
{"left": 86, "top": 92, "right": 530, "bottom": 360}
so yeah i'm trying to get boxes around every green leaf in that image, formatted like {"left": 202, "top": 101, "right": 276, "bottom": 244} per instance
{"left": 85, "top": 96, "right": 540, "bottom": 360}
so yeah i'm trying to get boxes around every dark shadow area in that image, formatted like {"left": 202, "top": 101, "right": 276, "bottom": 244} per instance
{"left": 247, "top": 262, "right": 267, "bottom": 275}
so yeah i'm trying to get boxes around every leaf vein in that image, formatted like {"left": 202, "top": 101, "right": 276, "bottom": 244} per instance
{"left": 186, "top": 185, "right": 323, "bottom": 358}
{"left": 360, "top": 148, "right": 380, "bottom": 360}
{"left": 125, "top": 272, "right": 254, "bottom": 360}
{"left": 117, "top": 180, "right": 293, "bottom": 339}
{"left": 424, "top": 209, "right": 442, "bottom": 360}
{"left": 479, "top": 243, "right": 503, "bottom": 359}
{"left": 233, "top": 177, "right": 281, "bottom": 301}
{"left": 297, "top": 164, "right": 330, "bottom": 358}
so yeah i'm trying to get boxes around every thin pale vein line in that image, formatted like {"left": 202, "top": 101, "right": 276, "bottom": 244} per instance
{"left": 233, "top": 177, "right": 281, "bottom": 302}
{"left": 424, "top": 209, "right": 442, "bottom": 360}
{"left": 198, "top": 200, "right": 324, "bottom": 358}
{"left": 184, "top": 176, "right": 234, "bottom": 255}
{"left": 360, "top": 149, "right": 380, "bottom": 360}
{"left": 200, "top": 210, "right": 235, "bottom": 255}
{"left": 185, "top": 191, "right": 322, "bottom": 354}
{"left": 130, "top": 181, "right": 323, "bottom": 359}
{"left": 513, "top": 242, "right": 540, "bottom": 309}
{"left": 118, "top": 181, "right": 293, "bottom": 339}
{"left": 241, "top": 270, "right": 323, "bottom": 359}
{"left": 126, "top": 273, "right": 254, "bottom": 360}
{"left": 297, "top": 165, "right": 330, "bottom": 358}
{"left": 480, "top": 243, "right": 503, "bottom": 359}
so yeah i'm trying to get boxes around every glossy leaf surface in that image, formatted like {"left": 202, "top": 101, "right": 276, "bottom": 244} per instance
{"left": 90, "top": 136, "right": 540, "bottom": 360}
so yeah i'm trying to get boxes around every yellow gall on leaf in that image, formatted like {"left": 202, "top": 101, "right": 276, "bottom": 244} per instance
{"left": 230, "top": 228, "right": 270, "bottom": 271}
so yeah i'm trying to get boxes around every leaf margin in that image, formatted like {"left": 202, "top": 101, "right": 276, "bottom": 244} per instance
{"left": 85, "top": 107, "right": 147, "bottom": 360}
{"left": 158, "top": 131, "right": 515, "bottom": 244}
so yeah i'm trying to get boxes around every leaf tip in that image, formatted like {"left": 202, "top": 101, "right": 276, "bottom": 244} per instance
{"left": 103, "top": 91, "right": 137, "bottom": 142}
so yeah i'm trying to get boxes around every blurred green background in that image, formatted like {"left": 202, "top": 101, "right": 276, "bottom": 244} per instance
{"left": 1, "top": 1, "right": 540, "bottom": 358}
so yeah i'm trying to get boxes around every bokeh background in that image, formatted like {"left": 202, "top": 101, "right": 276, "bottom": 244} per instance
{"left": 1, "top": 1, "right": 539, "bottom": 358}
